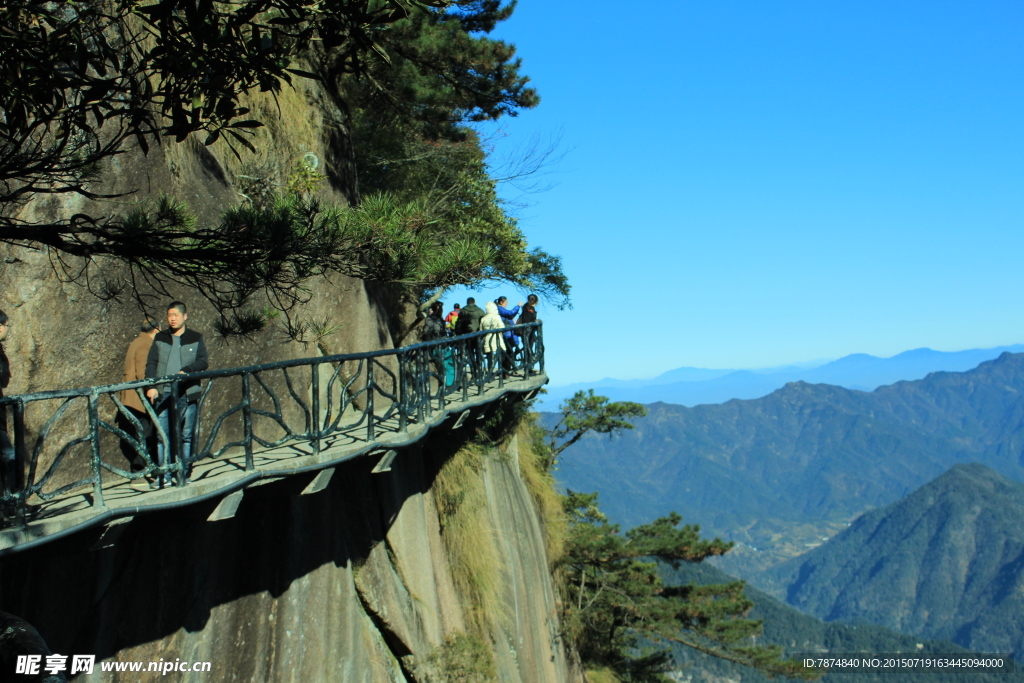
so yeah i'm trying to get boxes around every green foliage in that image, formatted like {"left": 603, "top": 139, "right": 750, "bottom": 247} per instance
{"left": 285, "top": 161, "right": 327, "bottom": 197}
{"left": 545, "top": 390, "right": 647, "bottom": 470}
{"left": 347, "top": 0, "right": 570, "bottom": 308}
{"left": 346, "top": 0, "right": 539, "bottom": 139}
{"left": 560, "top": 491, "right": 817, "bottom": 682}
{"left": 425, "top": 632, "right": 497, "bottom": 682}
{"left": 354, "top": 124, "right": 570, "bottom": 306}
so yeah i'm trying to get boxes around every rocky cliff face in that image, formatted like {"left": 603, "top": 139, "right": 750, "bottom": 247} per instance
{"left": 0, "top": 417, "right": 580, "bottom": 682}
{"left": 1, "top": 66, "right": 578, "bottom": 682}
{"left": 1, "top": 76, "right": 400, "bottom": 497}
{"left": 1, "top": 76, "right": 384, "bottom": 404}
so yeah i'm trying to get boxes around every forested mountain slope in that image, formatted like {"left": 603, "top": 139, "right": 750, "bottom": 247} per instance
{"left": 765, "top": 463, "right": 1024, "bottom": 660}
{"left": 661, "top": 559, "right": 1020, "bottom": 682}
{"left": 549, "top": 352, "right": 1024, "bottom": 569}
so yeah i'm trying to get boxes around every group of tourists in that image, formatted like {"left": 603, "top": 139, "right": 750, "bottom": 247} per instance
{"left": 420, "top": 293, "right": 541, "bottom": 384}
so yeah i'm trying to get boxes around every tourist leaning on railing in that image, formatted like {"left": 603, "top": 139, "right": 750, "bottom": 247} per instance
{"left": 517, "top": 294, "right": 540, "bottom": 376}
{"left": 144, "top": 301, "right": 208, "bottom": 489}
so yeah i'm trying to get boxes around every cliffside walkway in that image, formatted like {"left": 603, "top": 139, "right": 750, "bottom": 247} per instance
{"left": 0, "top": 323, "right": 546, "bottom": 555}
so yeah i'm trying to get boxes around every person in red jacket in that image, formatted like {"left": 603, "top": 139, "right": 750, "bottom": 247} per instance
{"left": 445, "top": 303, "right": 461, "bottom": 333}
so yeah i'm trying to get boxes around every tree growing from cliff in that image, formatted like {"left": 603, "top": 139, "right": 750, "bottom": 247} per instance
{"left": 543, "top": 389, "right": 647, "bottom": 471}
{"left": 560, "top": 491, "right": 818, "bottom": 682}
{"left": 544, "top": 392, "right": 819, "bottom": 681}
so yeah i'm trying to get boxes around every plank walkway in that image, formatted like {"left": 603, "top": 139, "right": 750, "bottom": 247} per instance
{"left": 0, "top": 371, "right": 545, "bottom": 555}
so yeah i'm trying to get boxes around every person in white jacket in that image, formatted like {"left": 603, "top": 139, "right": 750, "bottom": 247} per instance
{"left": 479, "top": 301, "right": 505, "bottom": 375}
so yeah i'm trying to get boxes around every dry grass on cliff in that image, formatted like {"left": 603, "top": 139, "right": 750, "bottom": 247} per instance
{"left": 516, "top": 417, "right": 568, "bottom": 566}
{"left": 433, "top": 442, "right": 505, "bottom": 634}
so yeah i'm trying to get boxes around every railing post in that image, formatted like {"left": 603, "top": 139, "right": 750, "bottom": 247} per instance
{"left": 497, "top": 337, "right": 505, "bottom": 389}
{"left": 311, "top": 362, "right": 321, "bottom": 454}
{"left": 418, "top": 347, "right": 429, "bottom": 422}
{"left": 459, "top": 338, "right": 469, "bottom": 402}
{"left": 87, "top": 392, "right": 105, "bottom": 508}
{"left": 537, "top": 323, "right": 544, "bottom": 374}
{"left": 169, "top": 381, "right": 186, "bottom": 486}
{"left": 478, "top": 335, "right": 488, "bottom": 391}
{"left": 366, "top": 361, "right": 375, "bottom": 441}
{"left": 521, "top": 325, "right": 530, "bottom": 377}
{"left": 397, "top": 351, "right": 409, "bottom": 433}
{"left": 11, "top": 401, "right": 27, "bottom": 524}
{"left": 242, "top": 372, "right": 254, "bottom": 471}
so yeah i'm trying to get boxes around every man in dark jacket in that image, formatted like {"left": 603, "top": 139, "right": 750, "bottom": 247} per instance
{"left": 453, "top": 297, "right": 486, "bottom": 381}
{"left": 145, "top": 301, "right": 208, "bottom": 487}
{"left": 453, "top": 297, "right": 484, "bottom": 335}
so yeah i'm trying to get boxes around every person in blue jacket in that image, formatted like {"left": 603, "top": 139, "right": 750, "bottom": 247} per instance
{"left": 495, "top": 297, "right": 522, "bottom": 374}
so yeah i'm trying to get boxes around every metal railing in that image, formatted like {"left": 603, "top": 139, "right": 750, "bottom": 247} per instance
{"left": 0, "top": 322, "right": 544, "bottom": 528}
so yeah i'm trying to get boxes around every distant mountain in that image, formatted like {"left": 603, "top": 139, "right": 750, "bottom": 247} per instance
{"left": 548, "top": 352, "right": 1024, "bottom": 573}
{"left": 540, "top": 344, "right": 1024, "bottom": 409}
{"left": 764, "top": 463, "right": 1024, "bottom": 660}
{"left": 659, "top": 559, "right": 1019, "bottom": 682}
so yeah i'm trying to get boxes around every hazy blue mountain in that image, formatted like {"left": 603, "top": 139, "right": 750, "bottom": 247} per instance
{"left": 764, "top": 463, "right": 1024, "bottom": 660}
{"left": 548, "top": 352, "right": 1024, "bottom": 574}
{"left": 539, "top": 344, "right": 1024, "bottom": 409}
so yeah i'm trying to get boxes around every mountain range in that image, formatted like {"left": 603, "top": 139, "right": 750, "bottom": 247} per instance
{"left": 541, "top": 344, "right": 1024, "bottom": 409}
{"left": 547, "top": 352, "right": 1024, "bottom": 575}
{"left": 763, "top": 463, "right": 1024, "bottom": 660}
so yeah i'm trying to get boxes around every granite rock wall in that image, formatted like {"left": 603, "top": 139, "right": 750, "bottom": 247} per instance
{"left": 0, "top": 421, "right": 579, "bottom": 682}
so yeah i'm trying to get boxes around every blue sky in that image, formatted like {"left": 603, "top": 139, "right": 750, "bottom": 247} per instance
{"left": 446, "top": 1, "right": 1024, "bottom": 386}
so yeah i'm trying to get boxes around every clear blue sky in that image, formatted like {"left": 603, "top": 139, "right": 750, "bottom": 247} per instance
{"left": 446, "top": 1, "right": 1024, "bottom": 386}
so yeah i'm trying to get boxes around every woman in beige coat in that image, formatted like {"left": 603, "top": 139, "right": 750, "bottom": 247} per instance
{"left": 118, "top": 319, "right": 158, "bottom": 473}
{"left": 479, "top": 301, "right": 505, "bottom": 376}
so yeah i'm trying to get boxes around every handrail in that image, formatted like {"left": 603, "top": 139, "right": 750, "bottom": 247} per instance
{"left": 0, "top": 322, "right": 545, "bottom": 529}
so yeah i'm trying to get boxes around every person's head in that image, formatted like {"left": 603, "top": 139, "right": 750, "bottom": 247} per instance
{"left": 496, "top": 296, "right": 507, "bottom": 306}
{"left": 167, "top": 301, "right": 188, "bottom": 332}
{"left": 466, "top": 297, "right": 475, "bottom": 305}
{"left": 430, "top": 301, "right": 443, "bottom": 316}
{"left": 454, "top": 304, "right": 460, "bottom": 311}
{"left": 485, "top": 301, "right": 498, "bottom": 315}
{"left": 527, "top": 294, "right": 539, "bottom": 306}
{"left": 141, "top": 318, "right": 159, "bottom": 334}
{"left": 0, "top": 310, "right": 8, "bottom": 343}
